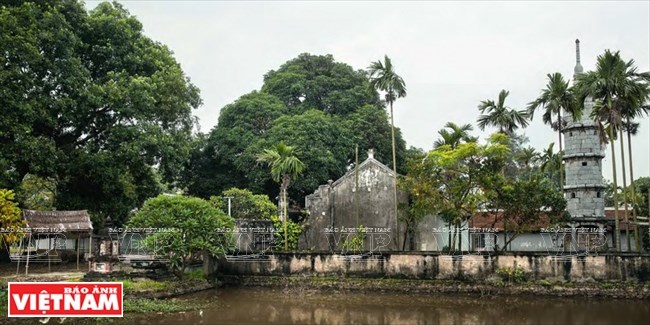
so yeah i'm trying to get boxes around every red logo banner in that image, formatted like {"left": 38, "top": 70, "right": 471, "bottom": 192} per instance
{"left": 8, "top": 282, "right": 123, "bottom": 317}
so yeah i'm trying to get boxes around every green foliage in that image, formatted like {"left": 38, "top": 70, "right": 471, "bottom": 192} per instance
{"left": 0, "top": 189, "right": 24, "bottom": 246}
{"left": 483, "top": 171, "right": 567, "bottom": 250}
{"left": 256, "top": 142, "right": 305, "bottom": 184}
{"left": 15, "top": 174, "right": 56, "bottom": 210}
{"left": 496, "top": 266, "right": 527, "bottom": 284}
{"left": 122, "top": 279, "right": 168, "bottom": 292}
{"left": 209, "top": 188, "right": 276, "bottom": 220}
{"left": 270, "top": 215, "right": 302, "bottom": 251}
{"left": 341, "top": 225, "right": 367, "bottom": 253}
{"left": 402, "top": 135, "right": 508, "bottom": 222}
{"left": 185, "top": 269, "right": 206, "bottom": 280}
{"left": 477, "top": 90, "right": 529, "bottom": 134}
{"left": 252, "top": 112, "right": 347, "bottom": 197}
{"left": 263, "top": 53, "right": 380, "bottom": 115}
{"left": 0, "top": 1, "right": 200, "bottom": 226}
{"left": 128, "top": 195, "right": 235, "bottom": 278}
{"left": 182, "top": 53, "right": 407, "bottom": 205}
{"left": 124, "top": 298, "right": 207, "bottom": 313}
{"left": 368, "top": 55, "right": 407, "bottom": 105}
{"left": 0, "top": 285, "right": 7, "bottom": 316}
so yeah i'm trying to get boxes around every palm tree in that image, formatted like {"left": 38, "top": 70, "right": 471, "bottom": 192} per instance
{"left": 527, "top": 73, "right": 581, "bottom": 191}
{"left": 477, "top": 90, "right": 530, "bottom": 134}
{"left": 368, "top": 55, "right": 407, "bottom": 249}
{"left": 433, "top": 122, "right": 477, "bottom": 149}
{"left": 515, "top": 146, "right": 539, "bottom": 179}
{"left": 539, "top": 143, "right": 563, "bottom": 188}
{"left": 257, "top": 142, "right": 305, "bottom": 250}
{"left": 622, "top": 83, "right": 650, "bottom": 252}
{"left": 574, "top": 50, "right": 647, "bottom": 251}
{"left": 624, "top": 120, "right": 642, "bottom": 252}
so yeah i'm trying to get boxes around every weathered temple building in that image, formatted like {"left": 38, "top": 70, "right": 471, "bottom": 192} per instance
{"left": 301, "top": 149, "right": 407, "bottom": 251}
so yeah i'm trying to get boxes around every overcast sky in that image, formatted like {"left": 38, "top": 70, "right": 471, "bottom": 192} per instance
{"left": 88, "top": 1, "right": 650, "bottom": 182}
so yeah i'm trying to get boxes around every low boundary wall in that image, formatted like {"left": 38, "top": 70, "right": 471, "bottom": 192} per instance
{"left": 215, "top": 252, "right": 650, "bottom": 282}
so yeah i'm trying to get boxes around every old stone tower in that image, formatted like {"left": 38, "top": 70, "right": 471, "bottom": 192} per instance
{"left": 563, "top": 39, "right": 607, "bottom": 239}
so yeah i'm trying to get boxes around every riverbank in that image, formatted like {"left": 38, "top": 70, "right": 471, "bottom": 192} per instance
{"left": 219, "top": 275, "right": 650, "bottom": 299}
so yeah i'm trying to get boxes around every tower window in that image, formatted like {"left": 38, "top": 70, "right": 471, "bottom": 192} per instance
{"left": 569, "top": 132, "right": 573, "bottom": 137}
{"left": 594, "top": 130, "right": 597, "bottom": 135}
{"left": 597, "top": 191, "right": 601, "bottom": 198}
{"left": 582, "top": 162, "right": 588, "bottom": 166}
{"left": 571, "top": 193, "right": 576, "bottom": 199}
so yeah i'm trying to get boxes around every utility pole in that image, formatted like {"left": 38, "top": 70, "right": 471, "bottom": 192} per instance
{"left": 224, "top": 196, "right": 233, "bottom": 217}
{"left": 355, "top": 145, "right": 359, "bottom": 228}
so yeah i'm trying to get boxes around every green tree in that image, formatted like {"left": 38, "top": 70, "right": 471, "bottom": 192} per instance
{"left": 209, "top": 188, "right": 277, "bottom": 220}
{"left": 433, "top": 122, "right": 477, "bottom": 149}
{"left": 262, "top": 53, "right": 380, "bottom": 115}
{"left": 477, "top": 90, "right": 529, "bottom": 134}
{"left": 630, "top": 177, "right": 650, "bottom": 251}
{"left": 16, "top": 174, "right": 56, "bottom": 210}
{"left": 623, "top": 121, "right": 647, "bottom": 252}
{"left": 514, "top": 146, "right": 539, "bottom": 179}
{"left": 346, "top": 105, "right": 408, "bottom": 173}
{"left": 528, "top": 72, "right": 580, "bottom": 191}
{"left": 184, "top": 54, "right": 407, "bottom": 202}
{"left": 401, "top": 134, "right": 510, "bottom": 252}
{"left": 248, "top": 110, "right": 354, "bottom": 201}
{"left": 0, "top": 1, "right": 200, "bottom": 226}
{"left": 539, "top": 143, "right": 563, "bottom": 188}
{"left": 128, "top": 195, "right": 234, "bottom": 278}
{"left": 0, "top": 189, "right": 25, "bottom": 263}
{"left": 575, "top": 49, "right": 648, "bottom": 251}
{"left": 483, "top": 175, "right": 568, "bottom": 251}
{"left": 257, "top": 142, "right": 305, "bottom": 250}
{"left": 368, "top": 55, "right": 407, "bottom": 249}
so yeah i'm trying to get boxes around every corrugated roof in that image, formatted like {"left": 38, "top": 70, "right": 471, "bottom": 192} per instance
{"left": 22, "top": 210, "right": 93, "bottom": 232}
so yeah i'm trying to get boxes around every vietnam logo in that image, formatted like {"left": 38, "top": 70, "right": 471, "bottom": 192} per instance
{"left": 8, "top": 282, "right": 123, "bottom": 317}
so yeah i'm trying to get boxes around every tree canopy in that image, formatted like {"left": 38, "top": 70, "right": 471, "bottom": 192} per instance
{"left": 0, "top": 1, "right": 200, "bottom": 226}
{"left": 183, "top": 54, "right": 407, "bottom": 206}
{"left": 128, "top": 194, "right": 234, "bottom": 278}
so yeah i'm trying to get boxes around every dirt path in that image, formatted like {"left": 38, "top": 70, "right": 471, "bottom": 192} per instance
{"left": 0, "top": 263, "right": 86, "bottom": 284}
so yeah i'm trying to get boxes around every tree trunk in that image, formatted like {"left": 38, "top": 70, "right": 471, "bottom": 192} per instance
{"left": 627, "top": 128, "right": 640, "bottom": 253}
{"left": 0, "top": 242, "right": 9, "bottom": 263}
{"left": 609, "top": 127, "right": 621, "bottom": 251}
{"left": 619, "top": 129, "right": 630, "bottom": 251}
{"left": 281, "top": 178, "right": 289, "bottom": 251}
{"left": 390, "top": 102, "right": 400, "bottom": 250}
{"left": 558, "top": 111, "right": 564, "bottom": 191}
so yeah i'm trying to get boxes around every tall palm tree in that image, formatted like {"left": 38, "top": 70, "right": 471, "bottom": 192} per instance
{"left": 368, "top": 55, "right": 406, "bottom": 249}
{"left": 624, "top": 120, "right": 642, "bottom": 252}
{"left": 622, "top": 83, "right": 650, "bottom": 252}
{"left": 477, "top": 90, "right": 530, "bottom": 134}
{"left": 574, "top": 50, "right": 647, "bottom": 251}
{"left": 515, "top": 146, "right": 539, "bottom": 179}
{"left": 433, "top": 122, "right": 477, "bottom": 149}
{"left": 527, "top": 73, "right": 581, "bottom": 191}
{"left": 257, "top": 142, "right": 305, "bottom": 250}
{"left": 539, "top": 143, "right": 563, "bottom": 188}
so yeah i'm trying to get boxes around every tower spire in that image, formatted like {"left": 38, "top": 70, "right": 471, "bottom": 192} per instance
{"left": 574, "top": 39, "right": 584, "bottom": 76}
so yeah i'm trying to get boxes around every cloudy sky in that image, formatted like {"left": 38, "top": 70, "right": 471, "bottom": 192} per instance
{"left": 88, "top": 1, "right": 650, "bottom": 182}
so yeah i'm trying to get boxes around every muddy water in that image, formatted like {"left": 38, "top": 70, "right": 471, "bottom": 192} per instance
{"left": 121, "top": 287, "right": 650, "bottom": 325}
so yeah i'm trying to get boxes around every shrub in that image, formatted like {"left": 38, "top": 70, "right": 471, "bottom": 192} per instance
{"left": 496, "top": 266, "right": 527, "bottom": 284}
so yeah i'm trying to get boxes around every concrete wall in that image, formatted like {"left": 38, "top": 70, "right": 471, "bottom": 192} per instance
{"left": 216, "top": 252, "right": 650, "bottom": 282}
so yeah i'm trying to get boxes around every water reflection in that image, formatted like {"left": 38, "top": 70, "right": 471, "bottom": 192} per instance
{"left": 123, "top": 287, "right": 650, "bottom": 325}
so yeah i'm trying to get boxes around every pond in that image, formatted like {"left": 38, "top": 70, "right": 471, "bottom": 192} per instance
{"left": 118, "top": 287, "right": 650, "bottom": 325}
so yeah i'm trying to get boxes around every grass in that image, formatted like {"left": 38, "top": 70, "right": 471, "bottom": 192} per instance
{"left": 124, "top": 297, "right": 207, "bottom": 313}
{"left": 185, "top": 269, "right": 205, "bottom": 281}
{"left": 122, "top": 278, "right": 169, "bottom": 292}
